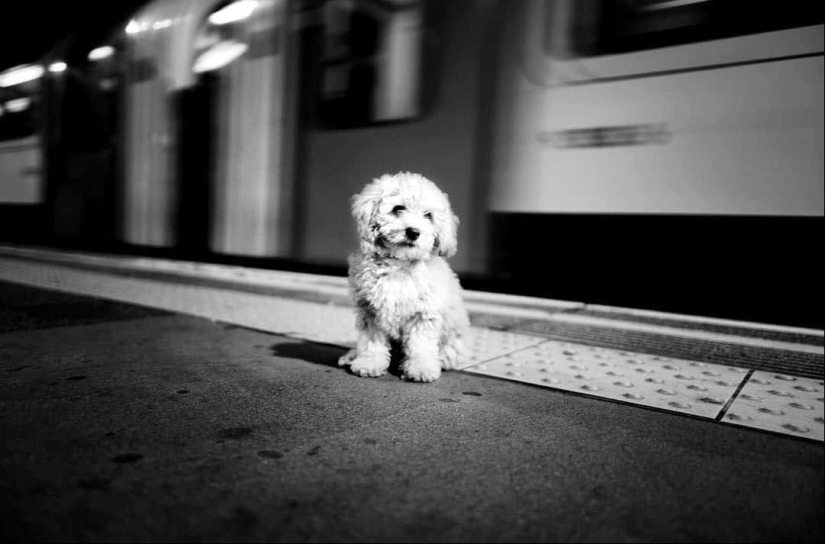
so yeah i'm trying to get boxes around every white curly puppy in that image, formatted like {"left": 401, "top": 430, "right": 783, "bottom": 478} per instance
{"left": 338, "top": 172, "right": 470, "bottom": 382}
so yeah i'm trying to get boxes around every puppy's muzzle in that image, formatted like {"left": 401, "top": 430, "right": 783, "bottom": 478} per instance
{"left": 405, "top": 227, "right": 420, "bottom": 241}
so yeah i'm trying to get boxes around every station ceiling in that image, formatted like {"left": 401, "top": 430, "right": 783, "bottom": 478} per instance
{"left": 0, "top": 1, "right": 149, "bottom": 70}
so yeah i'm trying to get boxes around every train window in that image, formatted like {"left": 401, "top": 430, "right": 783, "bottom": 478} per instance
{"left": 316, "top": 0, "right": 425, "bottom": 129}
{"left": 0, "top": 67, "right": 42, "bottom": 142}
{"left": 553, "top": 0, "right": 825, "bottom": 57}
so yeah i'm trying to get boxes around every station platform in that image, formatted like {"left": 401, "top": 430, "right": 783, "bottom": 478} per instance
{"left": 0, "top": 244, "right": 822, "bottom": 542}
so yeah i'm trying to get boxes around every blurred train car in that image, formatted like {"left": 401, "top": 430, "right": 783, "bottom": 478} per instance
{"left": 0, "top": 0, "right": 822, "bottom": 327}
{"left": 0, "top": 64, "right": 48, "bottom": 238}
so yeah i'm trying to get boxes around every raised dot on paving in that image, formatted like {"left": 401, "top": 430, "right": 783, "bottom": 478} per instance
{"left": 461, "top": 339, "right": 749, "bottom": 419}
{"left": 723, "top": 371, "right": 824, "bottom": 442}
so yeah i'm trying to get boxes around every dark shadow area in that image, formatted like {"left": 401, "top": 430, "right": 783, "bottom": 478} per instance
{"left": 0, "top": 1, "right": 150, "bottom": 68}
{"left": 269, "top": 339, "right": 407, "bottom": 378}
{"left": 482, "top": 213, "right": 824, "bottom": 329}
{"left": 0, "top": 282, "right": 168, "bottom": 333}
{"left": 173, "top": 79, "right": 215, "bottom": 256}
{"left": 268, "top": 341, "right": 346, "bottom": 367}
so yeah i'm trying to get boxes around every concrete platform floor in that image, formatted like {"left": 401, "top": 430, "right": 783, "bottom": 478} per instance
{"left": 0, "top": 282, "right": 823, "bottom": 543}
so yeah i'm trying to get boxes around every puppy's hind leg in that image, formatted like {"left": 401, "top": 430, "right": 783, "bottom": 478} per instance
{"left": 439, "top": 328, "right": 466, "bottom": 371}
{"left": 337, "top": 348, "right": 357, "bottom": 367}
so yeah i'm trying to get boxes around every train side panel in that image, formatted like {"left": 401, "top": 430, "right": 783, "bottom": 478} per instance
{"left": 491, "top": 3, "right": 824, "bottom": 216}
{"left": 485, "top": 0, "right": 823, "bottom": 325}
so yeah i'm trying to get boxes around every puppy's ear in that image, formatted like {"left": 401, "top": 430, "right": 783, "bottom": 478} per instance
{"left": 350, "top": 182, "right": 383, "bottom": 249}
{"left": 434, "top": 209, "right": 459, "bottom": 258}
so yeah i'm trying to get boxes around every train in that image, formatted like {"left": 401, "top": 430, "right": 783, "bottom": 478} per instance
{"left": 0, "top": 0, "right": 822, "bottom": 327}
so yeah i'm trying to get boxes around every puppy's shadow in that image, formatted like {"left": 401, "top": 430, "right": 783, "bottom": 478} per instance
{"left": 268, "top": 341, "right": 345, "bottom": 368}
{"left": 268, "top": 340, "right": 406, "bottom": 378}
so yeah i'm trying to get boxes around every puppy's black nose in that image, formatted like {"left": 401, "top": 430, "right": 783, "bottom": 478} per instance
{"left": 405, "top": 227, "right": 420, "bottom": 241}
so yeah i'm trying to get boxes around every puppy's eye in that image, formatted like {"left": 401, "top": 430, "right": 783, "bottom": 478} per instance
{"left": 391, "top": 205, "right": 406, "bottom": 215}
{"left": 424, "top": 212, "right": 433, "bottom": 221}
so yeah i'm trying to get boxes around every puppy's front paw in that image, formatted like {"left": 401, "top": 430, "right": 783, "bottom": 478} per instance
{"left": 401, "top": 358, "right": 441, "bottom": 383}
{"left": 349, "top": 355, "right": 389, "bottom": 378}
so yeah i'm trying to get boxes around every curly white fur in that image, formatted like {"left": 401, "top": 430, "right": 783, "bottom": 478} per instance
{"left": 338, "top": 172, "right": 470, "bottom": 382}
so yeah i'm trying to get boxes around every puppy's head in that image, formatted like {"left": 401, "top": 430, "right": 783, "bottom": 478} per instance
{"left": 351, "top": 172, "right": 458, "bottom": 260}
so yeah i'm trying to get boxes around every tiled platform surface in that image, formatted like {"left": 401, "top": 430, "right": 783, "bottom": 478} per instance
{"left": 0, "top": 252, "right": 822, "bottom": 442}
{"left": 723, "top": 371, "right": 824, "bottom": 441}
{"left": 463, "top": 341, "right": 751, "bottom": 420}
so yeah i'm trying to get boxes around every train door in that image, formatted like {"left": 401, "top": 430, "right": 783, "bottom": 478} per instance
{"left": 190, "top": 0, "right": 297, "bottom": 257}
{"left": 293, "top": 0, "right": 499, "bottom": 275}
{"left": 121, "top": 1, "right": 186, "bottom": 248}
{"left": 120, "top": 0, "right": 297, "bottom": 258}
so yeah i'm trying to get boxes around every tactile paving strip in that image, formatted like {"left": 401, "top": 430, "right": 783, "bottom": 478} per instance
{"left": 511, "top": 319, "right": 824, "bottom": 380}
{"left": 460, "top": 328, "right": 548, "bottom": 370}
{"left": 463, "top": 340, "right": 750, "bottom": 419}
{"left": 722, "top": 371, "right": 824, "bottom": 441}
